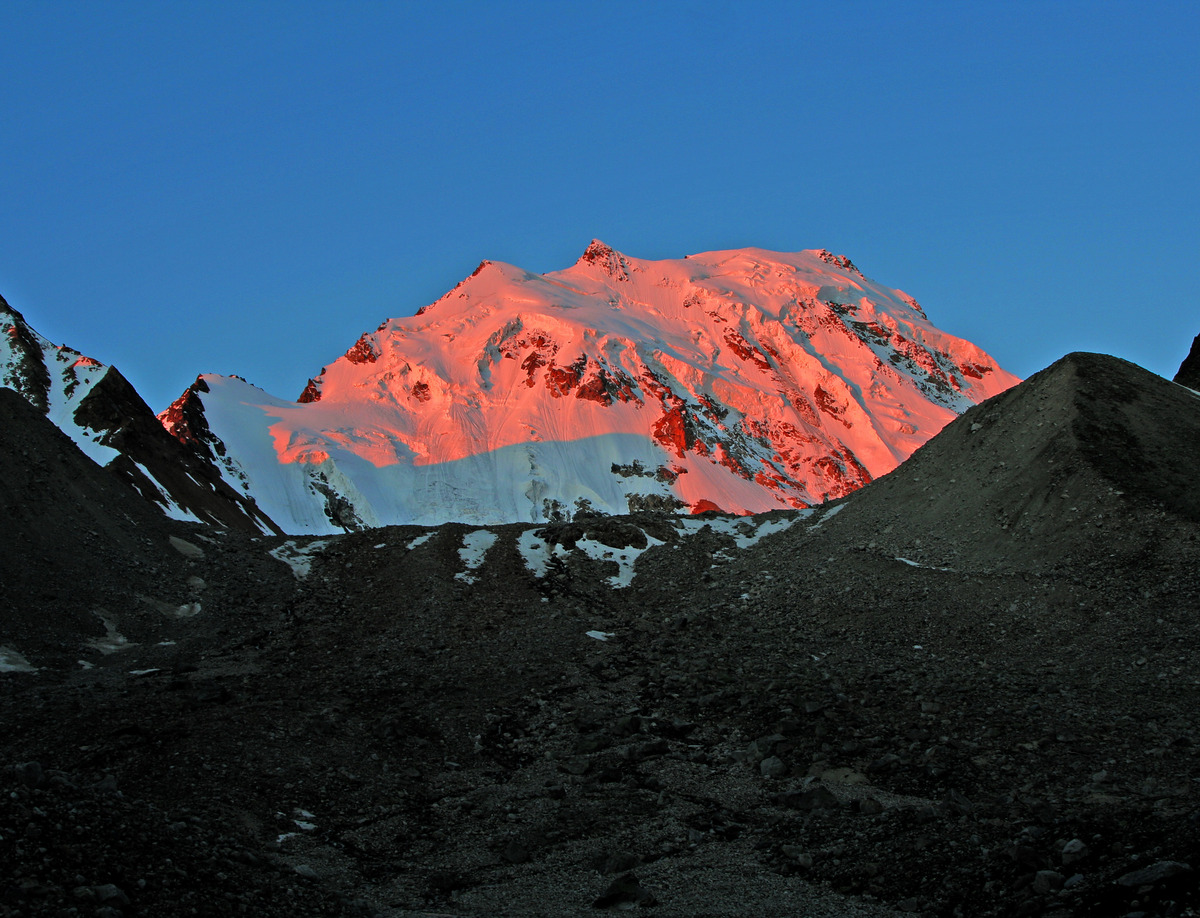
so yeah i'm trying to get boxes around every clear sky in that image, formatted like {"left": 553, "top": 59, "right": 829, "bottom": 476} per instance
{"left": 2, "top": 1, "right": 1197, "bottom": 412}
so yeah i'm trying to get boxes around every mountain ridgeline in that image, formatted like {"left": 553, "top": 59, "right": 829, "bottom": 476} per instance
{"left": 0, "top": 295, "right": 279, "bottom": 534}
{"left": 154, "top": 242, "right": 1019, "bottom": 533}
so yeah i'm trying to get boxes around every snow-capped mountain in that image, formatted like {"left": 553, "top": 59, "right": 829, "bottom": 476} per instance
{"left": 161, "top": 242, "right": 1019, "bottom": 533}
{"left": 1, "top": 295, "right": 279, "bottom": 534}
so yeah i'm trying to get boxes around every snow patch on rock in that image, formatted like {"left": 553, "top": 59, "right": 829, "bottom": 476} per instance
{"left": 269, "top": 539, "right": 333, "bottom": 579}
{"left": 0, "top": 646, "right": 37, "bottom": 673}
{"left": 456, "top": 530, "right": 498, "bottom": 583}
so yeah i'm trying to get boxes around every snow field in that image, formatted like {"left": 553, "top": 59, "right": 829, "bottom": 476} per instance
{"left": 573, "top": 535, "right": 665, "bottom": 589}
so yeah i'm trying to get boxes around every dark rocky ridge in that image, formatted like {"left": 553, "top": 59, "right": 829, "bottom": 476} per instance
{"left": 1, "top": 296, "right": 279, "bottom": 535}
{"left": 2, "top": 352, "right": 1199, "bottom": 917}
{"left": 1175, "top": 333, "right": 1200, "bottom": 390}
{"left": 0, "top": 296, "right": 53, "bottom": 412}
{"left": 76, "top": 368, "right": 282, "bottom": 534}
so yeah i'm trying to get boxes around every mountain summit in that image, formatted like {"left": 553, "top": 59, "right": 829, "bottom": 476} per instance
{"left": 161, "top": 244, "right": 1019, "bottom": 532}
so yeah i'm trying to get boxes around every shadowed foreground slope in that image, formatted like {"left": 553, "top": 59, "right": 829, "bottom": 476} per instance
{"left": 0, "top": 388, "right": 191, "bottom": 661}
{"left": 2, "top": 353, "right": 1198, "bottom": 917}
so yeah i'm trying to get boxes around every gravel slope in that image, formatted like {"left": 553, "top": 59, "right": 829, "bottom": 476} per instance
{"left": 2, "top": 354, "right": 1198, "bottom": 918}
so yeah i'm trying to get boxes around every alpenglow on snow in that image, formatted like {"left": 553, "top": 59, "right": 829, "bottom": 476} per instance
{"left": 158, "top": 242, "right": 1020, "bottom": 533}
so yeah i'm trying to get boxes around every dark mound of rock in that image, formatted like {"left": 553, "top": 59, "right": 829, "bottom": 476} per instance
{"left": 1174, "top": 332, "right": 1200, "bottom": 389}
{"left": 806, "top": 352, "right": 1200, "bottom": 570}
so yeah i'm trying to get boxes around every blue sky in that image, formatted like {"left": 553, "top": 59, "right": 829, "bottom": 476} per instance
{"left": 1, "top": 1, "right": 1196, "bottom": 411}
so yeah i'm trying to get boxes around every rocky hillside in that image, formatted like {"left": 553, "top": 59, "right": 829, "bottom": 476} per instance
{"left": 2, "top": 349, "right": 1197, "bottom": 917}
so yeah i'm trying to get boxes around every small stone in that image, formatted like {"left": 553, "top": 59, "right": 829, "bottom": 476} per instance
{"left": 294, "top": 864, "right": 319, "bottom": 879}
{"left": 1032, "top": 870, "right": 1064, "bottom": 894}
{"left": 575, "top": 733, "right": 611, "bottom": 754}
{"left": 169, "top": 536, "right": 206, "bottom": 559}
{"left": 14, "top": 761, "right": 44, "bottom": 788}
{"left": 760, "top": 756, "right": 787, "bottom": 778}
{"left": 748, "top": 734, "right": 785, "bottom": 762}
{"left": 630, "top": 739, "right": 669, "bottom": 761}
{"left": 820, "top": 767, "right": 868, "bottom": 786}
{"left": 502, "top": 840, "right": 530, "bottom": 864}
{"left": 664, "top": 718, "right": 697, "bottom": 737}
{"left": 592, "top": 872, "right": 657, "bottom": 909}
{"left": 781, "top": 846, "right": 813, "bottom": 868}
{"left": 1116, "top": 860, "right": 1192, "bottom": 888}
{"left": 600, "top": 852, "right": 640, "bottom": 875}
{"left": 94, "top": 774, "right": 119, "bottom": 794}
{"left": 612, "top": 715, "right": 641, "bottom": 737}
{"left": 1062, "top": 838, "right": 1089, "bottom": 866}
{"left": 428, "top": 872, "right": 467, "bottom": 893}
{"left": 867, "top": 753, "right": 901, "bottom": 774}
{"left": 559, "top": 756, "right": 590, "bottom": 776}
{"left": 91, "top": 884, "right": 131, "bottom": 906}
{"left": 775, "top": 785, "right": 839, "bottom": 811}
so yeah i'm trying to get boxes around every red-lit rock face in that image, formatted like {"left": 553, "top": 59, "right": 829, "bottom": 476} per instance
{"left": 344, "top": 334, "right": 380, "bottom": 365}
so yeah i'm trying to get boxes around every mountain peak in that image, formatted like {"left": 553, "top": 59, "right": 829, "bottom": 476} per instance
{"left": 158, "top": 244, "right": 1019, "bottom": 532}
{"left": 575, "top": 239, "right": 632, "bottom": 281}
{"left": 581, "top": 238, "right": 614, "bottom": 258}
{"left": 813, "top": 249, "right": 863, "bottom": 276}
